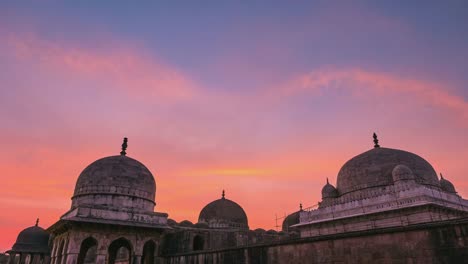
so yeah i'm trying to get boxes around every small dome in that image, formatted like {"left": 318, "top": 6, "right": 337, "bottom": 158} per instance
{"left": 322, "top": 179, "right": 338, "bottom": 199}
{"left": 282, "top": 211, "right": 300, "bottom": 232}
{"left": 198, "top": 192, "right": 248, "bottom": 229}
{"left": 440, "top": 174, "right": 457, "bottom": 193}
{"left": 72, "top": 155, "right": 156, "bottom": 211}
{"left": 337, "top": 147, "right": 439, "bottom": 196}
{"left": 178, "top": 220, "right": 194, "bottom": 227}
{"left": 254, "top": 228, "right": 266, "bottom": 233}
{"left": 266, "top": 229, "right": 277, "bottom": 235}
{"left": 11, "top": 224, "right": 50, "bottom": 253}
{"left": 167, "top": 219, "right": 178, "bottom": 226}
{"left": 392, "top": 164, "right": 415, "bottom": 182}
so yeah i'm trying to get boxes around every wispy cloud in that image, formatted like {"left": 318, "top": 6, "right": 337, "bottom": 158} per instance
{"left": 277, "top": 68, "right": 468, "bottom": 123}
{"left": 3, "top": 31, "right": 195, "bottom": 100}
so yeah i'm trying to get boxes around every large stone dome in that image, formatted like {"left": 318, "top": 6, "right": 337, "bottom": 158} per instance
{"left": 337, "top": 147, "right": 439, "bottom": 195}
{"left": 10, "top": 224, "right": 50, "bottom": 253}
{"left": 198, "top": 192, "right": 248, "bottom": 229}
{"left": 71, "top": 155, "right": 156, "bottom": 211}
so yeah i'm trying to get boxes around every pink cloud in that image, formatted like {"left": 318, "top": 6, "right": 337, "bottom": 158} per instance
{"left": 278, "top": 68, "right": 468, "bottom": 124}
{"left": 3, "top": 31, "right": 195, "bottom": 100}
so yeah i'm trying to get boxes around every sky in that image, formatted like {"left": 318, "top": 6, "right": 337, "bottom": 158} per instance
{"left": 1, "top": 0, "right": 468, "bottom": 252}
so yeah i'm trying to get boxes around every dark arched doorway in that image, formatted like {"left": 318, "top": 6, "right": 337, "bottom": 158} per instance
{"left": 141, "top": 240, "right": 156, "bottom": 264}
{"left": 193, "top": 235, "right": 204, "bottom": 251}
{"left": 108, "top": 238, "right": 132, "bottom": 264}
{"left": 77, "top": 237, "right": 98, "bottom": 264}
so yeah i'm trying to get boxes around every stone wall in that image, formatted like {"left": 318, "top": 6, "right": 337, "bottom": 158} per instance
{"left": 49, "top": 221, "right": 163, "bottom": 264}
{"left": 161, "top": 227, "right": 286, "bottom": 255}
{"left": 162, "top": 217, "right": 468, "bottom": 264}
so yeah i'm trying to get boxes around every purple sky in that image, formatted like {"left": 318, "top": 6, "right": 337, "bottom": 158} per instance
{"left": 0, "top": 0, "right": 467, "bottom": 251}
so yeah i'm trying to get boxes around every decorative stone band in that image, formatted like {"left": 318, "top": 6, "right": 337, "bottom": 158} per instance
{"left": 319, "top": 180, "right": 449, "bottom": 208}
{"left": 72, "top": 184, "right": 155, "bottom": 202}
{"left": 61, "top": 206, "right": 168, "bottom": 225}
{"left": 299, "top": 184, "right": 468, "bottom": 225}
{"left": 198, "top": 219, "right": 249, "bottom": 229}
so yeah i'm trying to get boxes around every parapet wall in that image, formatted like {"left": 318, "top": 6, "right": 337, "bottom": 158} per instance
{"left": 162, "top": 217, "right": 468, "bottom": 264}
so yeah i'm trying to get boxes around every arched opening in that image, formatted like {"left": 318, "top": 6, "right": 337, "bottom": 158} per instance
{"left": 77, "top": 237, "right": 98, "bottom": 264}
{"left": 56, "top": 240, "right": 65, "bottom": 264}
{"left": 141, "top": 240, "right": 156, "bottom": 264}
{"left": 193, "top": 235, "right": 204, "bottom": 251}
{"left": 108, "top": 238, "right": 132, "bottom": 264}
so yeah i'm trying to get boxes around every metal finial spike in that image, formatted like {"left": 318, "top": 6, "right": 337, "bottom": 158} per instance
{"left": 35, "top": 218, "right": 39, "bottom": 227}
{"left": 373, "top": 133, "right": 380, "bottom": 148}
{"left": 300, "top": 203, "right": 303, "bottom": 211}
{"left": 120, "top": 137, "right": 128, "bottom": 156}
{"left": 440, "top": 173, "right": 444, "bottom": 180}
{"left": 326, "top": 178, "right": 329, "bottom": 184}
{"left": 222, "top": 189, "right": 225, "bottom": 199}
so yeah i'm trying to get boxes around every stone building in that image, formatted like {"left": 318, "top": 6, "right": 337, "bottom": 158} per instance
{"left": 160, "top": 191, "right": 289, "bottom": 255}
{"left": 7, "top": 220, "right": 50, "bottom": 264}
{"left": 45, "top": 138, "right": 168, "bottom": 264}
{"left": 292, "top": 134, "right": 468, "bottom": 238}
{"left": 6, "top": 135, "right": 468, "bottom": 263}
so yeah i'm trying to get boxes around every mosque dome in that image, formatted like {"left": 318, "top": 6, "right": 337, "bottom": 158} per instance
{"left": 71, "top": 138, "right": 156, "bottom": 212}
{"left": 321, "top": 179, "right": 338, "bottom": 199}
{"left": 439, "top": 174, "right": 457, "bottom": 194}
{"left": 392, "top": 164, "right": 415, "bottom": 182}
{"left": 336, "top": 135, "right": 439, "bottom": 196}
{"left": 198, "top": 191, "right": 248, "bottom": 229}
{"left": 282, "top": 211, "right": 300, "bottom": 232}
{"left": 10, "top": 221, "right": 50, "bottom": 253}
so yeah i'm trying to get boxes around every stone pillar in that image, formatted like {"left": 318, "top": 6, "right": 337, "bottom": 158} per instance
{"left": 19, "top": 253, "right": 27, "bottom": 264}
{"left": 62, "top": 238, "right": 70, "bottom": 264}
{"left": 133, "top": 255, "right": 142, "bottom": 264}
{"left": 65, "top": 253, "right": 78, "bottom": 264}
{"left": 8, "top": 253, "right": 17, "bottom": 264}
{"left": 31, "top": 254, "right": 41, "bottom": 264}
{"left": 43, "top": 256, "right": 51, "bottom": 264}
{"left": 50, "top": 241, "right": 57, "bottom": 264}
{"left": 95, "top": 254, "right": 107, "bottom": 264}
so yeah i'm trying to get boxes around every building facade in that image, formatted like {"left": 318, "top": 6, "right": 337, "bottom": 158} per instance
{"left": 7, "top": 135, "right": 468, "bottom": 263}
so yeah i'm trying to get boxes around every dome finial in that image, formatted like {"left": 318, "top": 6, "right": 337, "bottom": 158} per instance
{"left": 120, "top": 137, "right": 128, "bottom": 156}
{"left": 440, "top": 172, "right": 444, "bottom": 180}
{"left": 35, "top": 218, "right": 39, "bottom": 226}
{"left": 299, "top": 203, "right": 303, "bottom": 211}
{"left": 326, "top": 177, "right": 329, "bottom": 184}
{"left": 373, "top": 132, "right": 380, "bottom": 148}
{"left": 222, "top": 189, "right": 225, "bottom": 199}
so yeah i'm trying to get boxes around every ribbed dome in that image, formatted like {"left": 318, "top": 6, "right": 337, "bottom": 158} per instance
{"left": 198, "top": 196, "right": 248, "bottom": 229}
{"left": 72, "top": 155, "right": 156, "bottom": 211}
{"left": 440, "top": 175, "right": 456, "bottom": 193}
{"left": 11, "top": 225, "right": 50, "bottom": 253}
{"left": 337, "top": 147, "right": 439, "bottom": 195}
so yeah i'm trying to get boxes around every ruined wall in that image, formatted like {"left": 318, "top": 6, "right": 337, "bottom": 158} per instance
{"left": 162, "top": 218, "right": 468, "bottom": 264}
